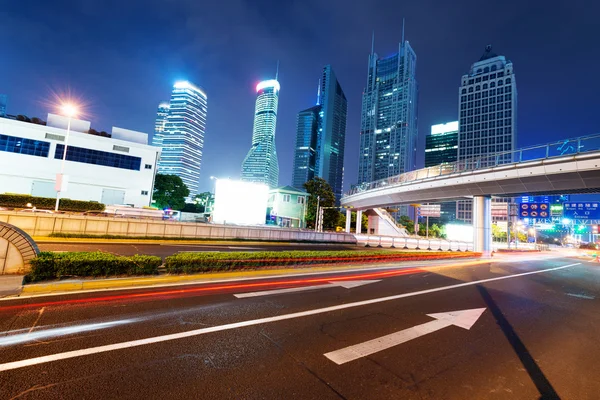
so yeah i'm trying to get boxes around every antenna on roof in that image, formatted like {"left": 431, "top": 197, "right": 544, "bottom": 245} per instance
{"left": 402, "top": 18, "right": 405, "bottom": 43}
{"left": 275, "top": 60, "right": 279, "bottom": 80}
{"left": 371, "top": 30, "right": 375, "bottom": 55}
{"left": 316, "top": 79, "right": 321, "bottom": 105}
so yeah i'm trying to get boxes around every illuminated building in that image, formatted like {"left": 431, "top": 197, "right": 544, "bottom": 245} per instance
{"left": 152, "top": 102, "right": 170, "bottom": 147}
{"left": 0, "top": 113, "right": 158, "bottom": 207}
{"left": 292, "top": 65, "right": 347, "bottom": 203}
{"left": 358, "top": 33, "right": 418, "bottom": 185}
{"left": 153, "top": 81, "right": 207, "bottom": 198}
{"left": 425, "top": 121, "right": 458, "bottom": 167}
{"left": 241, "top": 79, "right": 280, "bottom": 188}
{"left": 456, "top": 45, "right": 518, "bottom": 222}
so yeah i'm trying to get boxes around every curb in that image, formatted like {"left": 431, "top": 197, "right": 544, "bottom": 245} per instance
{"left": 19, "top": 257, "right": 486, "bottom": 295}
{"left": 32, "top": 238, "right": 356, "bottom": 246}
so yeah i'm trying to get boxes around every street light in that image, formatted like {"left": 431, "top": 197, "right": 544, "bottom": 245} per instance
{"left": 55, "top": 102, "right": 79, "bottom": 212}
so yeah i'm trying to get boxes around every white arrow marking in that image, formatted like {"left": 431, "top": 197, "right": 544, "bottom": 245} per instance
{"left": 324, "top": 308, "right": 486, "bottom": 365}
{"left": 234, "top": 280, "right": 380, "bottom": 298}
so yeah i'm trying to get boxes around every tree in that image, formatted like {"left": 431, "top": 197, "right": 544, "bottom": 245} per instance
{"left": 398, "top": 215, "right": 415, "bottom": 234}
{"left": 193, "top": 192, "right": 214, "bottom": 213}
{"left": 337, "top": 211, "right": 368, "bottom": 232}
{"left": 152, "top": 174, "right": 189, "bottom": 211}
{"left": 303, "top": 178, "right": 338, "bottom": 230}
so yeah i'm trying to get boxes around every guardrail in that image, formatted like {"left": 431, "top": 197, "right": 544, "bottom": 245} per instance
{"left": 356, "top": 235, "right": 544, "bottom": 252}
{"left": 347, "top": 133, "right": 600, "bottom": 196}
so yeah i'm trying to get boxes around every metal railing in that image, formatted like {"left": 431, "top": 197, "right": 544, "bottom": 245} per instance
{"left": 347, "top": 133, "right": 600, "bottom": 197}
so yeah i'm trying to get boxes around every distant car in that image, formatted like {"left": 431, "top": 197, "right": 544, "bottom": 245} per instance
{"left": 18, "top": 209, "right": 53, "bottom": 214}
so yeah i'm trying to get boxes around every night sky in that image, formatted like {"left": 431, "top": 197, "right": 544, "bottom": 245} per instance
{"left": 1, "top": 0, "right": 599, "bottom": 194}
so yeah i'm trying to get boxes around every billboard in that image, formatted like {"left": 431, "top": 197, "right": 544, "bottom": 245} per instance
{"left": 418, "top": 204, "right": 441, "bottom": 217}
{"left": 519, "top": 203, "right": 550, "bottom": 218}
{"left": 212, "top": 179, "right": 269, "bottom": 225}
{"left": 563, "top": 202, "right": 600, "bottom": 220}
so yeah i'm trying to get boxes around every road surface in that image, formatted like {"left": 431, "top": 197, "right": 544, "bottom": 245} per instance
{"left": 0, "top": 254, "right": 598, "bottom": 399}
{"left": 37, "top": 242, "right": 365, "bottom": 258}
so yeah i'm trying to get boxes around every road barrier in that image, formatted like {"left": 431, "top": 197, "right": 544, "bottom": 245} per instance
{"left": 0, "top": 221, "right": 40, "bottom": 274}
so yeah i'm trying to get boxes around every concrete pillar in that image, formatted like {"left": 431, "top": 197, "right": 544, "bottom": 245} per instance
{"left": 473, "top": 196, "right": 492, "bottom": 257}
{"left": 356, "top": 210, "right": 363, "bottom": 234}
{"left": 345, "top": 209, "right": 352, "bottom": 233}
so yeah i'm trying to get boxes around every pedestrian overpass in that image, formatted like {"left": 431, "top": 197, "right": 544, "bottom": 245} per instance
{"left": 341, "top": 134, "right": 600, "bottom": 255}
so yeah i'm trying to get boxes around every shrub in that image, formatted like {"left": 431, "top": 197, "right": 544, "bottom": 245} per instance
{"left": 164, "top": 250, "right": 478, "bottom": 274}
{"left": 27, "top": 252, "right": 161, "bottom": 282}
{"left": 0, "top": 194, "right": 104, "bottom": 212}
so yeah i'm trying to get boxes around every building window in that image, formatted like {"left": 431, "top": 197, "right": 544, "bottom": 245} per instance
{"left": 0, "top": 134, "right": 50, "bottom": 157}
{"left": 45, "top": 133, "right": 65, "bottom": 141}
{"left": 113, "top": 145, "right": 130, "bottom": 153}
{"left": 461, "top": 89, "right": 466, "bottom": 94}
{"left": 141, "top": 190, "right": 149, "bottom": 196}
{"left": 145, "top": 164, "right": 152, "bottom": 169}
{"left": 54, "top": 144, "right": 142, "bottom": 170}
{"left": 282, "top": 194, "right": 291, "bottom": 202}
{"left": 297, "top": 196, "right": 305, "bottom": 204}
{"left": 506, "top": 78, "right": 511, "bottom": 84}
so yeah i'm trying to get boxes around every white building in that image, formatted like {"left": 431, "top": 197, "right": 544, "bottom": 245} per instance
{"left": 457, "top": 45, "right": 517, "bottom": 222}
{"left": 0, "top": 113, "right": 160, "bottom": 208}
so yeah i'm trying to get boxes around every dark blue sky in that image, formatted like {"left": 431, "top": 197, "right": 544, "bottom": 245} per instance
{"left": 1, "top": 0, "right": 598, "bottom": 193}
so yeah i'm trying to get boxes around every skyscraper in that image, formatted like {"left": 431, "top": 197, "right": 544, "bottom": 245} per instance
{"left": 456, "top": 46, "right": 517, "bottom": 222}
{"left": 358, "top": 35, "right": 418, "bottom": 185}
{"left": 292, "top": 66, "right": 347, "bottom": 201}
{"left": 241, "top": 79, "right": 280, "bottom": 188}
{"left": 152, "top": 102, "right": 170, "bottom": 148}
{"left": 425, "top": 121, "right": 458, "bottom": 167}
{"left": 153, "top": 81, "right": 207, "bottom": 198}
{"left": 0, "top": 94, "right": 7, "bottom": 117}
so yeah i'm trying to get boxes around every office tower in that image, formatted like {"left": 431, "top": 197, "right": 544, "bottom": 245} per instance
{"left": 153, "top": 81, "right": 207, "bottom": 198}
{"left": 456, "top": 45, "right": 518, "bottom": 222}
{"left": 425, "top": 121, "right": 459, "bottom": 222}
{"left": 241, "top": 79, "right": 280, "bottom": 188}
{"left": 0, "top": 94, "right": 7, "bottom": 117}
{"left": 425, "top": 121, "right": 458, "bottom": 167}
{"left": 292, "top": 66, "right": 348, "bottom": 202}
{"left": 152, "top": 102, "right": 170, "bottom": 147}
{"left": 358, "top": 34, "right": 418, "bottom": 185}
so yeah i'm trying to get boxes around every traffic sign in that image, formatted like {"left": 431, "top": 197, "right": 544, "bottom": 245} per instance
{"left": 563, "top": 202, "right": 600, "bottom": 220}
{"left": 418, "top": 204, "right": 441, "bottom": 217}
{"left": 519, "top": 203, "right": 550, "bottom": 218}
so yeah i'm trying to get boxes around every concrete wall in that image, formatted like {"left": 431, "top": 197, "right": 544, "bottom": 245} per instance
{"left": 0, "top": 238, "right": 24, "bottom": 274}
{"left": 0, "top": 212, "right": 357, "bottom": 244}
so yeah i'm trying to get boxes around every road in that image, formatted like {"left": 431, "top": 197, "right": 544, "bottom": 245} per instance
{"left": 37, "top": 242, "right": 365, "bottom": 258}
{"left": 0, "top": 254, "right": 598, "bottom": 399}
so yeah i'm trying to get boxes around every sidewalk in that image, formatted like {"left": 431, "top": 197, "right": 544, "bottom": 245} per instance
{"left": 15, "top": 257, "right": 486, "bottom": 297}
{"left": 0, "top": 275, "right": 24, "bottom": 298}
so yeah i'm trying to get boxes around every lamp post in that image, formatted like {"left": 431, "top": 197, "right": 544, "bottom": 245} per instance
{"left": 55, "top": 103, "right": 78, "bottom": 212}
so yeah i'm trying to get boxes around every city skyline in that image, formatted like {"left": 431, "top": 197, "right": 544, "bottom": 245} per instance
{"left": 2, "top": 1, "right": 599, "bottom": 195}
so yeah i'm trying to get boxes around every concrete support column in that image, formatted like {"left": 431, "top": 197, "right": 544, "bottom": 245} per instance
{"left": 356, "top": 210, "right": 363, "bottom": 234}
{"left": 345, "top": 209, "right": 352, "bottom": 233}
{"left": 473, "top": 195, "right": 492, "bottom": 257}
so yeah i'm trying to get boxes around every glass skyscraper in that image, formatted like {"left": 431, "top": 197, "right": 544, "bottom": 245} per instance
{"left": 241, "top": 79, "right": 280, "bottom": 188}
{"left": 358, "top": 39, "right": 418, "bottom": 185}
{"left": 152, "top": 81, "right": 207, "bottom": 198}
{"left": 152, "top": 102, "right": 170, "bottom": 148}
{"left": 425, "top": 121, "right": 458, "bottom": 167}
{"left": 292, "top": 66, "right": 347, "bottom": 202}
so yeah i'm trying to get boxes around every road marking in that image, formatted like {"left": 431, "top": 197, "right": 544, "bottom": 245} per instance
{"left": 566, "top": 293, "right": 595, "bottom": 300}
{"left": 324, "top": 308, "right": 486, "bottom": 365}
{"left": 0, "top": 262, "right": 579, "bottom": 372}
{"left": 228, "top": 246, "right": 260, "bottom": 250}
{"left": 234, "top": 280, "right": 380, "bottom": 298}
{"left": 27, "top": 307, "right": 45, "bottom": 335}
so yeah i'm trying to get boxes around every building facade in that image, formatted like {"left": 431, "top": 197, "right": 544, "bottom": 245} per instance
{"left": 358, "top": 39, "right": 418, "bottom": 185}
{"left": 0, "top": 95, "right": 6, "bottom": 117}
{"left": 0, "top": 113, "right": 159, "bottom": 208}
{"left": 241, "top": 79, "right": 280, "bottom": 188}
{"left": 292, "top": 66, "right": 347, "bottom": 202}
{"left": 152, "top": 81, "right": 207, "bottom": 198}
{"left": 267, "top": 185, "right": 308, "bottom": 228}
{"left": 152, "top": 102, "right": 170, "bottom": 148}
{"left": 425, "top": 121, "right": 458, "bottom": 167}
{"left": 457, "top": 46, "right": 518, "bottom": 222}
{"left": 425, "top": 121, "right": 459, "bottom": 223}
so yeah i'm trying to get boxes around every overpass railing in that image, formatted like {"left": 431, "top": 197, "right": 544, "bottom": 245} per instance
{"left": 347, "top": 133, "right": 600, "bottom": 196}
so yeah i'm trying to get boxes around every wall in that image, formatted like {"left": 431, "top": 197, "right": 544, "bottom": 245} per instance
{"left": 0, "top": 117, "right": 159, "bottom": 208}
{"left": 0, "top": 212, "right": 357, "bottom": 244}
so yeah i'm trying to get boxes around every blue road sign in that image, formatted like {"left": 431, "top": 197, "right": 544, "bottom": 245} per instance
{"left": 563, "top": 202, "right": 600, "bottom": 220}
{"left": 519, "top": 203, "right": 550, "bottom": 218}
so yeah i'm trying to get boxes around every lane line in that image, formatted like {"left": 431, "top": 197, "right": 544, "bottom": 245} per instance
{"left": 234, "top": 280, "right": 380, "bottom": 298}
{"left": 0, "top": 262, "right": 580, "bottom": 372}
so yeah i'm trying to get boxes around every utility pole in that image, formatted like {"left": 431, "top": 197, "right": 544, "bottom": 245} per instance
{"left": 314, "top": 196, "right": 320, "bottom": 232}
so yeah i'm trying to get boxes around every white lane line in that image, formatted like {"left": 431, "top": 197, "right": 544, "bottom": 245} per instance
{"left": 0, "top": 262, "right": 580, "bottom": 372}
{"left": 566, "top": 293, "right": 595, "bottom": 300}
{"left": 234, "top": 280, "right": 380, "bottom": 298}
{"left": 324, "top": 308, "right": 486, "bottom": 365}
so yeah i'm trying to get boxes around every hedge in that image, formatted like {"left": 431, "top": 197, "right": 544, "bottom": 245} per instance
{"left": 164, "top": 250, "right": 479, "bottom": 274}
{"left": 0, "top": 194, "right": 104, "bottom": 212}
{"left": 27, "top": 252, "right": 162, "bottom": 282}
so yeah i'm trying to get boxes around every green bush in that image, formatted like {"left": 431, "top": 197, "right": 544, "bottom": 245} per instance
{"left": 164, "top": 250, "right": 477, "bottom": 274}
{"left": 0, "top": 194, "right": 104, "bottom": 212}
{"left": 27, "top": 252, "right": 162, "bottom": 282}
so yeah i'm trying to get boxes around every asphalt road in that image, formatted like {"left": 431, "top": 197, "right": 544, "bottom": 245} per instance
{"left": 37, "top": 242, "right": 366, "bottom": 258}
{"left": 0, "top": 254, "right": 598, "bottom": 399}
